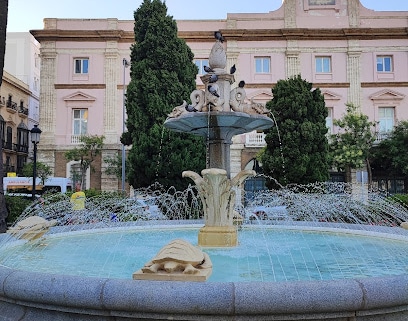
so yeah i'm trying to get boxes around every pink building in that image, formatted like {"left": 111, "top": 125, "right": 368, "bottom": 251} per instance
{"left": 30, "top": 0, "right": 408, "bottom": 192}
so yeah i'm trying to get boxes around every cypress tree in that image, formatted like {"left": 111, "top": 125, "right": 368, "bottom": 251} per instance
{"left": 123, "top": 0, "right": 205, "bottom": 190}
{"left": 260, "top": 75, "right": 329, "bottom": 187}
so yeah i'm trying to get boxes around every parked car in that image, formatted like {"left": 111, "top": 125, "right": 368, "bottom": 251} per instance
{"left": 246, "top": 205, "right": 288, "bottom": 220}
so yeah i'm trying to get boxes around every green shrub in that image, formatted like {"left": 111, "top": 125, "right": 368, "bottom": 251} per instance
{"left": 390, "top": 194, "right": 408, "bottom": 209}
{"left": 5, "top": 196, "right": 32, "bottom": 225}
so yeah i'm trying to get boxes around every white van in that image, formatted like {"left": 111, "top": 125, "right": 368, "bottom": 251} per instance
{"left": 3, "top": 177, "right": 73, "bottom": 197}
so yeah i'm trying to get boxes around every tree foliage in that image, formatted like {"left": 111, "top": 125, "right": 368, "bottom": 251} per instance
{"left": 260, "top": 75, "right": 329, "bottom": 187}
{"left": 22, "top": 162, "right": 52, "bottom": 184}
{"left": 124, "top": 0, "right": 205, "bottom": 190}
{"left": 329, "top": 103, "right": 376, "bottom": 172}
{"left": 0, "top": 0, "right": 8, "bottom": 232}
{"left": 64, "top": 135, "right": 105, "bottom": 189}
{"left": 370, "top": 121, "right": 408, "bottom": 176}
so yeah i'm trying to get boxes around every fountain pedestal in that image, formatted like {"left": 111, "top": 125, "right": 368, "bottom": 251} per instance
{"left": 198, "top": 226, "right": 238, "bottom": 247}
{"left": 183, "top": 168, "right": 255, "bottom": 247}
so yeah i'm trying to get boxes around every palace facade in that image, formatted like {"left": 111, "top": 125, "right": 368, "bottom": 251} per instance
{"left": 30, "top": 0, "right": 408, "bottom": 193}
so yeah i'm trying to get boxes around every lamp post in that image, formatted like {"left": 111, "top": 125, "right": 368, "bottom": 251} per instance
{"left": 122, "top": 58, "right": 129, "bottom": 192}
{"left": 30, "top": 125, "right": 42, "bottom": 200}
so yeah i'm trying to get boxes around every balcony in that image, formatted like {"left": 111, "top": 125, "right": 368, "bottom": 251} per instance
{"left": 245, "top": 132, "right": 266, "bottom": 147}
{"left": 13, "top": 143, "right": 29, "bottom": 154}
{"left": 71, "top": 135, "right": 82, "bottom": 144}
{"left": 3, "top": 141, "right": 13, "bottom": 151}
{"left": 6, "top": 100, "right": 17, "bottom": 113}
{"left": 374, "top": 132, "right": 390, "bottom": 144}
{"left": 18, "top": 107, "right": 29, "bottom": 118}
{"left": 3, "top": 164, "right": 15, "bottom": 173}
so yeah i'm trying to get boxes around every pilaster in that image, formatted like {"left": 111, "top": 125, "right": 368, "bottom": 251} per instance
{"left": 104, "top": 41, "right": 119, "bottom": 144}
{"left": 286, "top": 44, "right": 300, "bottom": 78}
{"left": 39, "top": 41, "right": 57, "bottom": 146}
{"left": 347, "top": 40, "right": 362, "bottom": 108}
{"left": 284, "top": 0, "right": 297, "bottom": 28}
{"left": 100, "top": 148, "right": 121, "bottom": 192}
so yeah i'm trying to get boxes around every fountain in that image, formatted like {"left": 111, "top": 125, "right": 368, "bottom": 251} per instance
{"left": 164, "top": 32, "right": 272, "bottom": 247}
{"left": 0, "top": 33, "right": 407, "bottom": 320}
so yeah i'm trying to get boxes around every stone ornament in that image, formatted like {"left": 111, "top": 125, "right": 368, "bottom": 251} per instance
{"left": 183, "top": 168, "right": 255, "bottom": 227}
{"left": 167, "top": 30, "right": 269, "bottom": 118}
{"left": 133, "top": 239, "right": 212, "bottom": 282}
{"left": 7, "top": 216, "right": 57, "bottom": 241}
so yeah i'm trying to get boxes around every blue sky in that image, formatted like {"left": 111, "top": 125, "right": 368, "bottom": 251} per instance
{"left": 7, "top": 0, "right": 408, "bottom": 32}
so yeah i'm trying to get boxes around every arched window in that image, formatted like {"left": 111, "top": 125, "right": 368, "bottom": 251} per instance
{"left": 0, "top": 115, "right": 5, "bottom": 145}
{"left": 17, "top": 122, "right": 29, "bottom": 153}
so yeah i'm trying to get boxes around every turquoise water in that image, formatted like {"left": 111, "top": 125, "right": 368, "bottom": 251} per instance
{"left": 0, "top": 227, "right": 407, "bottom": 282}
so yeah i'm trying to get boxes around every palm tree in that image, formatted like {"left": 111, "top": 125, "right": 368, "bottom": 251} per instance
{"left": 0, "top": 0, "right": 9, "bottom": 232}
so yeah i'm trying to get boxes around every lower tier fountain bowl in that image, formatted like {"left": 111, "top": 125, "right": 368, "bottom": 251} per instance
{"left": 0, "top": 221, "right": 407, "bottom": 320}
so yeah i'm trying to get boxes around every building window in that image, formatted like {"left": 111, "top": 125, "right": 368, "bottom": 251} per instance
{"left": 5, "top": 126, "right": 12, "bottom": 150}
{"left": 33, "top": 77, "right": 39, "bottom": 91}
{"left": 73, "top": 109, "right": 88, "bottom": 137}
{"left": 376, "top": 56, "right": 393, "bottom": 72}
{"left": 326, "top": 107, "right": 333, "bottom": 134}
{"left": 194, "top": 59, "right": 209, "bottom": 75}
{"left": 74, "top": 58, "right": 89, "bottom": 74}
{"left": 0, "top": 116, "right": 4, "bottom": 144}
{"left": 255, "top": 57, "right": 270, "bottom": 73}
{"left": 34, "top": 53, "right": 40, "bottom": 68}
{"left": 17, "top": 122, "right": 29, "bottom": 153}
{"left": 315, "top": 56, "right": 331, "bottom": 73}
{"left": 378, "top": 107, "right": 394, "bottom": 139}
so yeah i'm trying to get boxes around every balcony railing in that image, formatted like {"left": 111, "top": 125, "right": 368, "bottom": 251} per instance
{"left": 13, "top": 143, "right": 29, "bottom": 154}
{"left": 3, "top": 165, "right": 15, "bottom": 173}
{"left": 245, "top": 132, "right": 266, "bottom": 147}
{"left": 18, "top": 107, "right": 29, "bottom": 117}
{"left": 71, "top": 135, "right": 83, "bottom": 144}
{"left": 6, "top": 100, "right": 17, "bottom": 113}
{"left": 374, "top": 132, "right": 390, "bottom": 144}
{"left": 3, "top": 141, "right": 13, "bottom": 150}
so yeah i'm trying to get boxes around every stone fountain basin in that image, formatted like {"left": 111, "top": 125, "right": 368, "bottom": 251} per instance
{"left": 0, "top": 265, "right": 406, "bottom": 320}
{"left": 0, "top": 223, "right": 407, "bottom": 320}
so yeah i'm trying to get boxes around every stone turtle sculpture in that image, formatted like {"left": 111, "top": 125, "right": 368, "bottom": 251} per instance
{"left": 142, "top": 239, "right": 212, "bottom": 275}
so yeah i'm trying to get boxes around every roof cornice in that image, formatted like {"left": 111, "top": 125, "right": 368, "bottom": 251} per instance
{"left": 31, "top": 27, "right": 408, "bottom": 43}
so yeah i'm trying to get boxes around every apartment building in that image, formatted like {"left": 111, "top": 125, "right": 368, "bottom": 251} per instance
{"left": 4, "top": 32, "right": 40, "bottom": 129}
{"left": 0, "top": 71, "right": 30, "bottom": 175}
{"left": 30, "top": 0, "right": 408, "bottom": 192}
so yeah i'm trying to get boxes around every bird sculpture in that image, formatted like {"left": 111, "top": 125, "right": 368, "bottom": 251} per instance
{"left": 209, "top": 74, "right": 218, "bottom": 83}
{"left": 204, "top": 65, "right": 214, "bottom": 73}
{"left": 230, "top": 64, "right": 236, "bottom": 74}
{"left": 214, "top": 31, "right": 224, "bottom": 43}
{"left": 238, "top": 80, "right": 245, "bottom": 88}
{"left": 208, "top": 85, "right": 220, "bottom": 97}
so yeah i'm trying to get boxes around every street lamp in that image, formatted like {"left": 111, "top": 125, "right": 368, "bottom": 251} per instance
{"left": 30, "top": 125, "right": 42, "bottom": 200}
{"left": 122, "top": 58, "right": 129, "bottom": 192}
